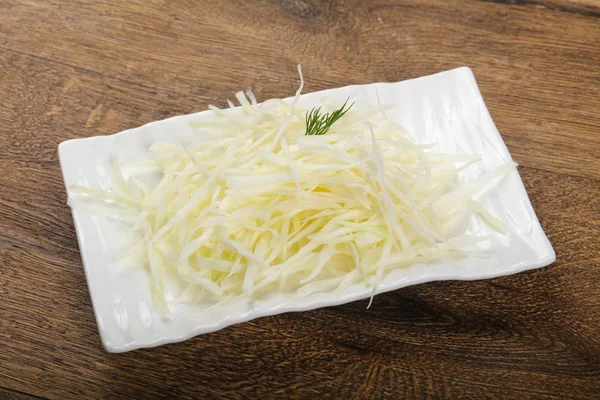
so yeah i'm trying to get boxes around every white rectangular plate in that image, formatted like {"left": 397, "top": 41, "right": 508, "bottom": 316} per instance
{"left": 59, "top": 67, "right": 555, "bottom": 353}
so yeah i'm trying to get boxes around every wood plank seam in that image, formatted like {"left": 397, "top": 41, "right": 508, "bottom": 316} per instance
{"left": 478, "top": 0, "right": 600, "bottom": 18}
{"left": 0, "top": 46, "right": 188, "bottom": 103}
{"left": 0, "top": 383, "right": 48, "bottom": 400}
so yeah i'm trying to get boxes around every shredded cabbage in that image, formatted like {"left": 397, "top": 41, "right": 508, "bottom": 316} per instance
{"left": 71, "top": 65, "right": 517, "bottom": 311}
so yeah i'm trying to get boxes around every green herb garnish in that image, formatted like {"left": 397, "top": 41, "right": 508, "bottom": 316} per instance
{"left": 305, "top": 99, "right": 354, "bottom": 135}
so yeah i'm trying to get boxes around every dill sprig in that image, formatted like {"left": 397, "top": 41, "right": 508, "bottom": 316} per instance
{"left": 305, "top": 98, "right": 354, "bottom": 135}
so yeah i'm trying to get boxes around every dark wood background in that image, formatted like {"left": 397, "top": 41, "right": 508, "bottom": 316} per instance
{"left": 1, "top": 0, "right": 599, "bottom": 398}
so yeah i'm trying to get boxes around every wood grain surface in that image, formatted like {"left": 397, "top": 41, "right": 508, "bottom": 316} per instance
{"left": 1, "top": 0, "right": 599, "bottom": 398}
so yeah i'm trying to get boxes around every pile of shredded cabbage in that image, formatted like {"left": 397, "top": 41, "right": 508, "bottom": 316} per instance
{"left": 72, "top": 66, "right": 516, "bottom": 311}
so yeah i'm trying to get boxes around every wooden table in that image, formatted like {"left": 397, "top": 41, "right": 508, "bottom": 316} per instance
{"left": 1, "top": 0, "right": 599, "bottom": 398}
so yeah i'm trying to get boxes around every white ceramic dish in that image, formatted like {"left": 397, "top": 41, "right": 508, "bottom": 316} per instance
{"left": 58, "top": 67, "right": 555, "bottom": 353}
